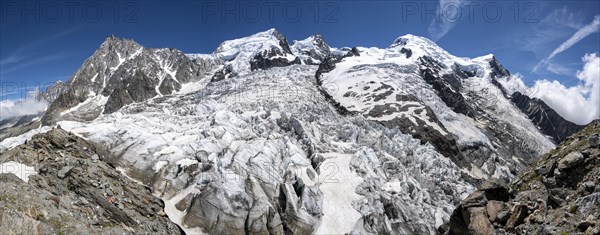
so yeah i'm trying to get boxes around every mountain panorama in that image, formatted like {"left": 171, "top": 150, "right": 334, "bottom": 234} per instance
{"left": 0, "top": 29, "right": 598, "bottom": 235}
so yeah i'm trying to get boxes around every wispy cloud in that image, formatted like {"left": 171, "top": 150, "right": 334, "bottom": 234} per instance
{"left": 11, "top": 27, "right": 78, "bottom": 54}
{"left": 0, "top": 55, "right": 27, "bottom": 66}
{"left": 545, "top": 62, "right": 575, "bottom": 76}
{"left": 533, "top": 15, "right": 600, "bottom": 72}
{"left": 428, "top": 0, "right": 466, "bottom": 42}
{"left": 0, "top": 27, "right": 78, "bottom": 74}
{"left": 0, "top": 52, "right": 75, "bottom": 76}
{"left": 516, "top": 7, "right": 585, "bottom": 57}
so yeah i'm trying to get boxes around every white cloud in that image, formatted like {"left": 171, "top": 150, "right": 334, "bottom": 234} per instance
{"left": 503, "top": 53, "right": 600, "bottom": 125}
{"left": 533, "top": 15, "right": 600, "bottom": 72}
{"left": 428, "top": 0, "right": 466, "bottom": 42}
{"left": 495, "top": 73, "right": 530, "bottom": 95}
{"left": 0, "top": 89, "right": 48, "bottom": 121}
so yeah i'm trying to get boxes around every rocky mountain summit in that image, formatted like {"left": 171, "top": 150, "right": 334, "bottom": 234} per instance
{"left": 41, "top": 35, "right": 220, "bottom": 125}
{"left": 442, "top": 120, "right": 600, "bottom": 234}
{"left": 0, "top": 128, "right": 181, "bottom": 234}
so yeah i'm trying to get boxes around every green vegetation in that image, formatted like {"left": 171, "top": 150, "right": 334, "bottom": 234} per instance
{"left": 514, "top": 171, "right": 542, "bottom": 192}
{"left": 569, "top": 205, "right": 578, "bottom": 214}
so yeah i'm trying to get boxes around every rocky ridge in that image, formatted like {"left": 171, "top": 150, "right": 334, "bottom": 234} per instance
{"left": 41, "top": 36, "right": 219, "bottom": 125}
{"left": 442, "top": 120, "right": 600, "bottom": 234}
{"left": 0, "top": 128, "right": 181, "bottom": 234}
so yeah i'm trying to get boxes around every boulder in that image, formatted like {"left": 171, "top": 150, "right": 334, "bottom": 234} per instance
{"left": 506, "top": 204, "right": 529, "bottom": 229}
{"left": 577, "top": 220, "right": 595, "bottom": 232}
{"left": 589, "top": 135, "right": 600, "bottom": 147}
{"left": 557, "top": 151, "right": 584, "bottom": 171}
{"left": 479, "top": 179, "right": 510, "bottom": 202}
{"left": 466, "top": 207, "right": 495, "bottom": 235}
{"left": 496, "top": 210, "right": 510, "bottom": 225}
{"left": 536, "top": 159, "right": 556, "bottom": 176}
{"left": 486, "top": 200, "right": 504, "bottom": 222}
{"left": 462, "top": 190, "right": 488, "bottom": 208}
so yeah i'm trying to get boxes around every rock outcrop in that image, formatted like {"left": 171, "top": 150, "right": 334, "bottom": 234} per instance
{"left": 442, "top": 120, "right": 600, "bottom": 234}
{"left": 511, "top": 91, "right": 584, "bottom": 143}
{"left": 0, "top": 128, "right": 181, "bottom": 234}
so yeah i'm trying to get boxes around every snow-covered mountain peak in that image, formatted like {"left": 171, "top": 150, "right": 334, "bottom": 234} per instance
{"left": 213, "top": 28, "right": 300, "bottom": 75}
{"left": 390, "top": 34, "right": 440, "bottom": 49}
{"left": 214, "top": 28, "right": 288, "bottom": 55}
{"left": 291, "top": 33, "right": 331, "bottom": 65}
{"left": 473, "top": 53, "right": 496, "bottom": 62}
{"left": 388, "top": 34, "right": 459, "bottom": 63}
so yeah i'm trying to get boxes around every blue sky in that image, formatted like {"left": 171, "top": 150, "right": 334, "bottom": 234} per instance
{"left": 1, "top": 0, "right": 599, "bottom": 101}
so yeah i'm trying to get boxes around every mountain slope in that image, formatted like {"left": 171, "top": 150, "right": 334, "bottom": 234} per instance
{"left": 511, "top": 91, "right": 584, "bottom": 143}
{"left": 0, "top": 128, "right": 181, "bottom": 234}
{"left": 41, "top": 36, "right": 219, "bottom": 125}
{"left": 0, "top": 29, "right": 588, "bottom": 235}
{"left": 317, "top": 34, "right": 556, "bottom": 182}
{"left": 443, "top": 120, "right": 600, "bottom": 234}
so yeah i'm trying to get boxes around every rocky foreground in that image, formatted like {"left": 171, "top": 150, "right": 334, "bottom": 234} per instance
{"left": 441, "top": 121, "right": 600, "bottom": 235}
{"left": 0, "top": 128, "right": 181, "bottom": 234}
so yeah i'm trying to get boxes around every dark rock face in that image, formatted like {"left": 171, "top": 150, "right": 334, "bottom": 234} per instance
{"left": 250, "top": 50, "right": 301, "bottom": 71}
{"left": 419, "top": 56, "right": 476, "bottom": 118}
{"left": 488, "top": 56, "right": 511, "bottom": 79}
{"left": 250, "top": 31, "right": 302, "bottom": 71}
{"left": 315, "top": 56, "right": 354, "bottom": 116}
{"left": 400, "top": 47, "right": 412, "bottom": 58}
{"left": 211, "top": 64, "right": 235, "bottom": 82}
{"left": 346, "top": 47, "right": 361, "bottom": 57}
{"left": 369, "top": 94, "right": 463, "bottom": 165}
{"left": 0, "top": 129, "right": 181, "bottom": 234}
{"left": 511, "top": 91, "right": 584, "bottom": 143}
{"left": 443, "top": 122, "right": 600, "bottom": 235}
{"left": 0, "top": 114, "right": 38, "bottom": 129}
{"left": 41, "top": 36, "right": 211, "bottom": 125}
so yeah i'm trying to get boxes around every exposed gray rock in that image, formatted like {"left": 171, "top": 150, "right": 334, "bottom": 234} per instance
{"left": 41, "top": 36, "right": 216, "bottom": 125}
{"left": 466, "top": 207, "right": 495, "bottom": 235}
{"left": 589, "top": 135, "right": 600, "bottom": 147}
{"left": 511, "top": 92, "right": 584, "bottom": 143}
{"left": 558, "top": 151, "right": 584, "bottom": 171}
{"left": 506, "top": 204, "right": 529, "bottom": 229}
{"left": 0, "top": 129, "right": 181, "bottom": 234}
{"left": 444, "top": 123, "right": 600, "bottom": 234}
{"left": 486, "top": 200, "right": 504, "bottom": 222}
